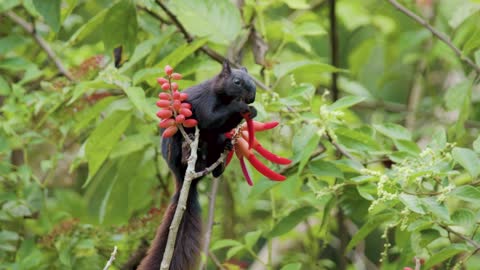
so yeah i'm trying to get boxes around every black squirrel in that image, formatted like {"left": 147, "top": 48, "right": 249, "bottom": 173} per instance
{"left": 137, "top": 61, "right": 257, "bottom": 270}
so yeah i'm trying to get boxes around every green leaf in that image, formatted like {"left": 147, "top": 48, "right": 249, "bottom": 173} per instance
{"left": 280, "top": 263, "right": 302, "bottom": 270}
{"left": 73, "top": 96, "right": 118, "bottom": 134}
{"left": 473, "top": 135, "right": 480, "bottom": 153}
{"left": 327, "top": 96, "right": 366, "bottom": 111}
{"left": 273, "top": 60, "right": 342, "bottom": 80}
{"left": 451, "top": 208, "right": 475, "bottom": 228}
{"left": 102, "top": 0, "right": 138, "bottom": 56}
{"left": 452, "top": 185, "right": 480, "bottom": 204}
{"left": 374, "top": 123, "right": 411, "bottom": 141}
{"left": 346, "top": 212, "right": 393, "bottom": 251}
{"left": 210, "top": 239, "right": 243, "bottom": 251}
{"left": 33, "top": 0, "right": 61, "bottom": 32}
{"left": 292, "top": 125, "right": 320, "bottom": 175}
{"left": 424, "top": 244, "right": 470, "bottom": 269}
{"left": 0, "top": 0, "right": 20, "bottom": 12}
{"left": 307, "top": 160, "right": 344, "bottom": 179}
{"left": 444, "top": 80, "right": 471, "bottom": 111}
{"left": 421, "top": 197, "right": 451, "bottom": 222}
{"left": 394, "top": 139, "right": 420, "bottom": 155}
{"left": 419, "top": 229, "right": 441, "bottom": 247}
{"left": 226, "top": 245, "right": 244, "bottom": 259}
{"left": 283, "top": 0, "right": 309, "bottom": 9}
{"left": 448, "top": 2, "right": 480, "bottom": 28}
{"left": 452, "top": 147, "right": 480, "bottom": 178}
{"left": 244, "top": 230, "right": 262, "bottom": 249}
{"left": 133, "top": 38, "right": 208, "bottom": 85}
{"left": 84, "top": 110, "right": 131, "bottom": 187}
{"left": 123, "top": 86, "right": 156, "bottom": 120}
{"left": 399, "top": 193, "right": 425, "bottom": 214}
{"left": 68, "top": 8, "right": 108, "bottom": 45}
{"left": 268, "top": 206, "right": 317, "bottom": 238}
{"left": 110, "top": 134, "right": 152, "bottom": 159}
{"left": 170, "top": 0, "right": 242, "bottom": 44}
{"left": 0, "top": 75, "right": 11, "bottom": 95}
{"left": 335, "top": 127, "right": 380, "bottom": 152}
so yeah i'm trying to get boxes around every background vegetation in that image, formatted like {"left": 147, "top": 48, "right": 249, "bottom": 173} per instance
{"left": 2, "top": 0, "right": 480, "bottom": 269}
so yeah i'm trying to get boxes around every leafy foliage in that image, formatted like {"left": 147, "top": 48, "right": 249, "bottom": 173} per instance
{"left": 1, "top": 0, "right": 480, "bottom": 269}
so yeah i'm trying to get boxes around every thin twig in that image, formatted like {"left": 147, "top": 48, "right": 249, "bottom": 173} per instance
{"left": 6, "top": 11, "right": 75, "bottom": 81}
{"left": 160, "top": 127, "right": 201, "bottom": 269}
{"left": 387, "top": 0, "right": 480, "bottom": 74}
{"left": 200, "top": 177, "right": 221, "bottom": 270}
{"left": 192, "top": 151, "right": 229, "bottom": 179}
{"left": 440, "top": 225, "right": 480, "bottom": 249}
{"left": 209, "top": 251, "right": 227, "bottom": 270}
{"left": 329, "top": 0, "right": 339, "bottom": 101}
{"left": 103, "top": 246, "right": 118, "bottom": 270}
{"left": 153, "top": 0, "right": 271, "bottom": 91}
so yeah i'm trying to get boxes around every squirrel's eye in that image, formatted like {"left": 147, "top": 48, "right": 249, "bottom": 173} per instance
{"left": 233, "top": 78, "right": 241, "bottom": 85}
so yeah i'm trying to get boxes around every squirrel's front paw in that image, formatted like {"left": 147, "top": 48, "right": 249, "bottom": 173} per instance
{"left": 247, "top": 106, "right": 257, "bottom": 119}
{"left": 225, "top": 138, "right": 233, "bottom": 151}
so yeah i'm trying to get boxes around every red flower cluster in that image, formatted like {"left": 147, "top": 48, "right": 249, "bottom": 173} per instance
{"left": 226, "top": 120, "right": 291, "bottom": 186}
{"left": 156, "top": 65, "right": 198, "bottom": 138}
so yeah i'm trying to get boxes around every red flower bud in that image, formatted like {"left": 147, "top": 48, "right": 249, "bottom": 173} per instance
{"left": 158, "top": 118, "right": 175, "bottom": 128}
{"left": 240, "top": 158, "right": 253, "bottom": 186}
{"left": 179, "top": 108, "right": 192, "bottom": 117}
{"left": 171, "top": 73, "right": 182, "bottom": 80}
{"left": 172, "top": 91, "right": 180, "bottom": 100}
{"left": 156, "top": 100, "right": 170, "bottom": 108}
{"left": 179, "top": 93, "right": 188, "bottom": 101}
{"left": 171, "top": 82, "right": 179, "bottom": 91}
{"left": 165, "top": 65, "right": 173, "bottom": 76}
{"left": 183, "top": 119, "right": 198, "bottom": 128}
{"left": 156, "top": 109, "right": 172, "bottom": 119}
{"left": 180, "top": 102, "right": 191, "bottom": 109}
{"left": 175, "top": 114, "right": 185, "bottom": 124}
{"left": 162, "top": 126, "right": 178, "bottom": 138}
{"left": 157, "top": 77, "right": 168, "bottom": 85}
{"left": 158, "top": 92, "right": 170, "bottom": 100}
{"left": 161, "top": 83, "right": 170, "bottom": 91}
{"left": 173, "top": 100, "right": 181, "bottom": 111}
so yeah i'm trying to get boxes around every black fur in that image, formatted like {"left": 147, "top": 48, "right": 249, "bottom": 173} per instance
{"left": 137, "top": 61, "right": 256, "bottom": 270}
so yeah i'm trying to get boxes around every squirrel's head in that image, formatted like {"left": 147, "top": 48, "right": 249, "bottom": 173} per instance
{"left": 216, "top": 61, "right": 256, "bottom": 104}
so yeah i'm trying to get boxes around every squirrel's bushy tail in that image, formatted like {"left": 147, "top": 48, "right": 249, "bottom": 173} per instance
{"left": 137, "top": 186, "right": 202, "bottom": 270}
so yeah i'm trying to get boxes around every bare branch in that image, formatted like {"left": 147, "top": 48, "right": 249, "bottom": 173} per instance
{"left": 103, "top": 246, "right": 118, "bottom": 270}
{"left": 160, "top": 127, "right": 200, "bottom": 269}
{"left": 200, "top": 177, "right": 221, "bottom": 270}
{"left": 387, "top": 0, "right": 480, "bottom": 75}
{"left": 5, "top": 11, "right": 75, "bottom": 81}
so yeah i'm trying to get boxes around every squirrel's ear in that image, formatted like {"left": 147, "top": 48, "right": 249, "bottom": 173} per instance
{"left": 240, "top": 66, "right": 248, "bottom": 73}
{"left": 220, "top": 60, "right": 232, "bottom": 77}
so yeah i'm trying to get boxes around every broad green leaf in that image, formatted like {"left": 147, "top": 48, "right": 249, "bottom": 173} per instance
{"left": 418, "top": 229, "right": 441, "bottom": 248}
{"left": 102, "top": 0, "right": 138, "bottom": 56}
{"left": 307, "top": 160, "right": 344, "bottom": 179}
{"left": 210, "top": 239, "right": 243, "bottom": 251}
{"left": 374, "top": 123, "right": 411, "bottom": 141}
{"left": 0, "top": 230, "right": 19, "bottom": 242}
{"left": 327, "top": 96, "right": 366, "bottom": 111}
{"left": 399, "top": 193, "right": 425, "bottom": 214}
{"left": 68, "top": 8, "right": 108, "bottom": 45}
{"left": 424, "top": 244, "right": 470, "bottom": 269}
{"left": 444, "top": 80, "right": 471, "bottom": 111}
{"left": 346, "top": 212, "right": 393, "bottom": 251}
{"left": 0, "top": 75, "right": 10, "bottom": 95}
{"left": 268, "top": 206, "right": 317, "bottom": 238}
{"left": 448, "top": 2, "right": 480, "bottom": 28}
{"left": 280, "top": 263, "right": 302, "bottom": 270}
{"left": 110, "top": 134, "right": 152, "bottom": 159}
{"left": 0, "top": 35, "right": 27, "bottom": 55}
{"left": 123, "top": 86, "right": 156, "bottom": 120}
{"left": 84, "top": 110, "right": 131, "bottom": 187}
{"left": 421, "top": 197, "right": 451, "bottom": 222}
{"left": 452, "top": 147, "right": 480, "bottom": 178}
{"left": 170, "top": 0, "right": 241, "bottom": 44}
{"left": 226, "top": 245, "right": 244, "bottom": 259}
{"left": 394, "top": 139, "right": 420, "bottom": 155}
{"left": 244, "top": 230, "right": 262, "bottom": 249}
{"left": 33, "top": 0, "right": 61, "bottom": 32}
{"left": 73, "top": 96, "right": 118, "bottom": 134}
{"left": 335, "top": 128, "right": 381, "bottom": 152}
{"left": 0, "top": 0, "right": 20, "bottom": 12}
{"left": 292, "top": 125, "right": 320, "bottom": 175}
{"left": 452, "top": 186, "right": 480, "bottom": 204}
{"left": 273, "top": 60, "right": 342, "bottom": 80}
{"left": 474, "top": 135, "right": 480, "bottom": 153}
{"left": 283, "top": 0, "right": 309, "bottom": 9}
{"left": 451, "top": 208, "right": 475, "bottom": 228}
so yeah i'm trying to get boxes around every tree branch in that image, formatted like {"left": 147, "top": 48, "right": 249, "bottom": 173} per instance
{"left": 329, "top": 0, "right": 339, "bottom": 101}
{"left": 387, "top": 0, "right": 480, "bottom": 75}
{"left": 103, "top": 246, "right": 118, "bottom": 270}
{"left": 200, "top": 177, "right": 221, "bottom": 270}
{"left": 153, "top": 0, "right": 271, "bottom": 91}
{"left": 5, "top": 11, "right": 75, "bottom": 81}
{"left": 440, "top": 224, "right": 480, "bottom": 249}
